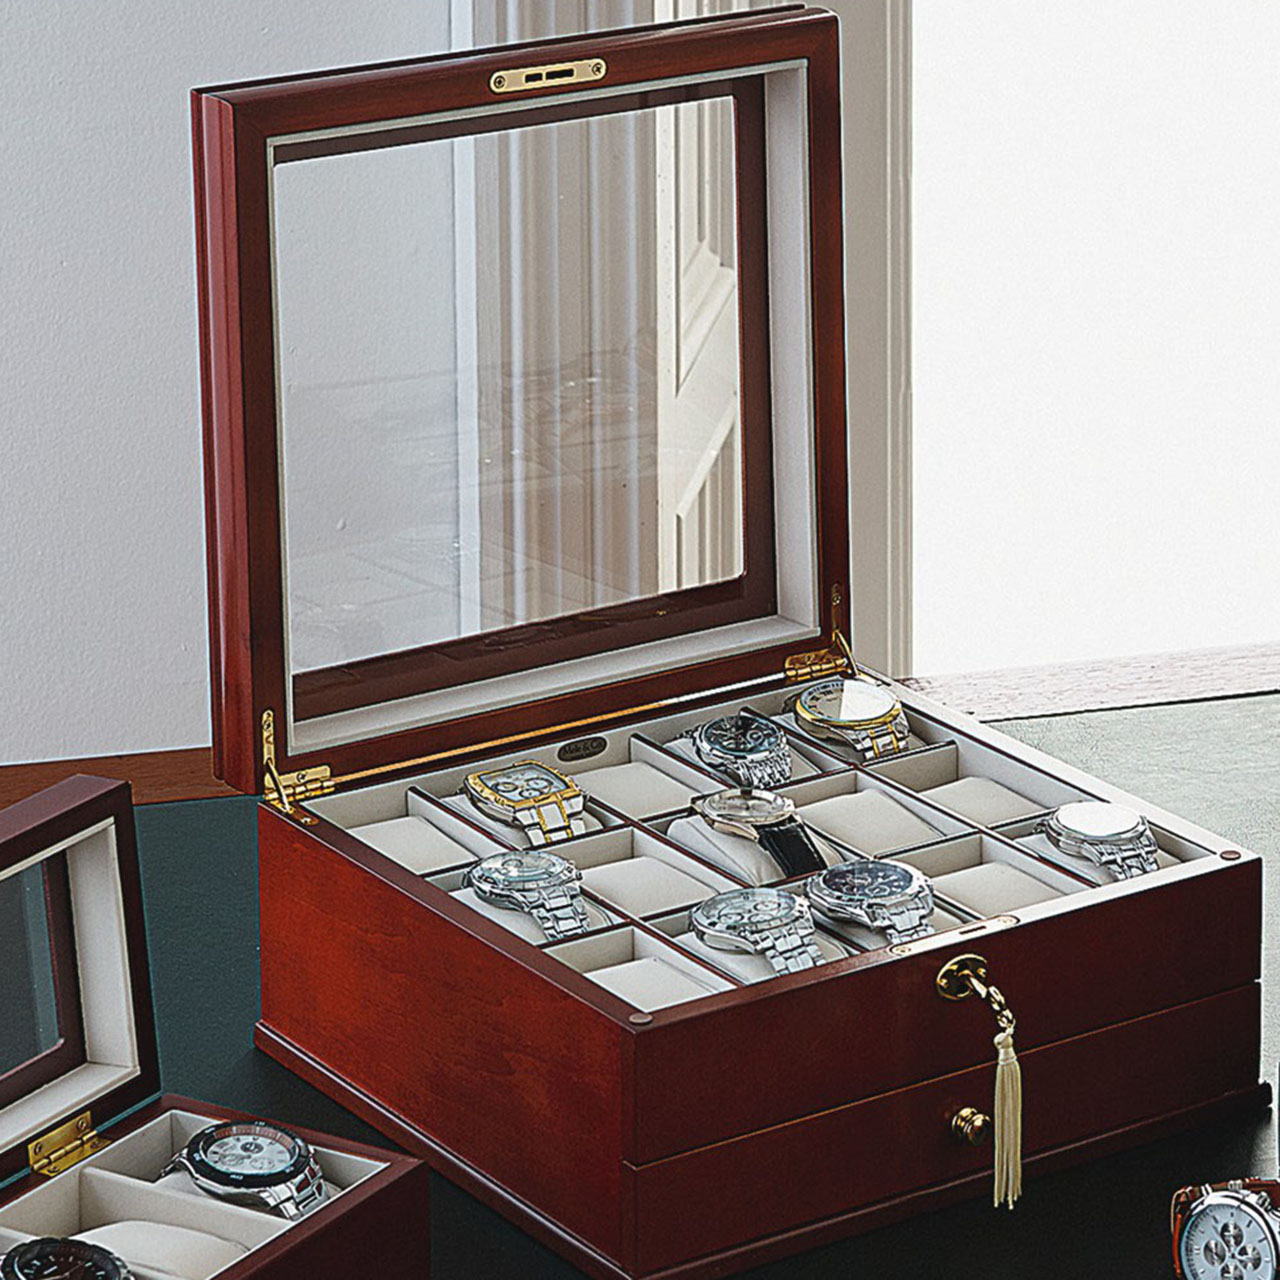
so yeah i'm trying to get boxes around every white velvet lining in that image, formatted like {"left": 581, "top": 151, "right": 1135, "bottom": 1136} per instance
{"left": 794, "top": 791, "right": 942, "bottom": 856}
{"left": 664, "top": 813, "right": 845, "bottom": 886}
{"left": 547, "top": 927, "right": 733, "bottom": 1010}
{"left": 570, "top": 828, "right": 739, "bottom": 916}
{"left": 673, "top": 928, "right": 848, "bottom": 983}
{"left": 0, "top": 1109, "right": 386, "bottom": 1280}
{"left": 0, "top": 819, "right": 141, "bottom": 1158}
{"left": 879, "top": 718, "right": 1097, "bottom": 811}
{"left": 917, "top": 777, "right": 1044, "bottom": 826}
{"left": 348, "top": 814, "right": 479, "bottom": 875}
{"left": 894, "top": 834, "right": 1085, "bottom": 919}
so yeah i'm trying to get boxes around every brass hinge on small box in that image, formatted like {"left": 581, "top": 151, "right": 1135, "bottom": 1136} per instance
{"left": 262, "top": 709, "right": 331, "bottom": 821}
{"left": 29, "top": 1110, "right": 109, "bottom": 1177}
{"left": 783, "top": 628, "right": 858, "bottom": 684}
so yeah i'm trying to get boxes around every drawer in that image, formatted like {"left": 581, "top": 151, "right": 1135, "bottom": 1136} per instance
{"left": 627, "top": 983, "right": 1261, "bottom": 1275}
{"left": 629, "top": 854, "right": 1259, "bottom": 1160}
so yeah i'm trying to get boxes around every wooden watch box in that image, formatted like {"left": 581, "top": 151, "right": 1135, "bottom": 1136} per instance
{"left": 191, "top": 8, "right": 1266, "bottom": 1278}
{"left": 0, "top": 776, "right": 429, "bottom": 1280}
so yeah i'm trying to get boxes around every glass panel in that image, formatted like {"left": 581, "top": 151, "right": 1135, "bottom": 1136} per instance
{"left": 0, "top": 863, "right": 61, "bottom": 1075}
{"left": 273, "top": 99, "right": 744, "bottom": 678}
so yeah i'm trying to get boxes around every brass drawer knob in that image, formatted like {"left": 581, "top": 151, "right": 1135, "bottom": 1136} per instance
{"left": 951, "top": 1106, "right": 991, "bottom": 1146}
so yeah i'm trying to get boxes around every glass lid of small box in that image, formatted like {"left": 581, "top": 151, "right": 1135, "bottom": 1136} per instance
{"left": 0, "top": 778, "right": 159, "bottom": 1187}
{"left": 194, "top": 8, "right": 848, "bottom": 796}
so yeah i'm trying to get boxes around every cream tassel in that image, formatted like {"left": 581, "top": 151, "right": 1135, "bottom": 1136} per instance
{"left": 992, "top": 1027, "right": 1022, "bottom": 1209}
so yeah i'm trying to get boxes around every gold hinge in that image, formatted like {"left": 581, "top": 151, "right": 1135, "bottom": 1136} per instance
{"left": 29, "top": 1110, "right": 109, "bottom": 1177}
{"left": 783, "top": 628, "right": 858, "bottom": 684}
{"left": 262, "top": 709, "right": 331, "bottom": 821}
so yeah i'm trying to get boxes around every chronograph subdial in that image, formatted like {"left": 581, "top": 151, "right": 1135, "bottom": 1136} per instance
{"left": 1175, "top": 1186, "right": 1280, "bottom": 1280}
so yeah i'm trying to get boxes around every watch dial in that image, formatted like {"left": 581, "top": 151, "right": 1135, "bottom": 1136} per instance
{"left": 798, "top": 678, "right": 899, "bottom": 726}
{"left": 1180, "top": 1199, "right": 1278, "bottom": 1279}
{"left": 3, "top": 1239, "right": 126, "bottom": 1280}
{"left": 818, "top": 860, "right": 915, "bottom": 902}
{"left": 699, "top": 714, "right": 784, "bottom": 760}
{"left": 187, "top": 1121, "right": 309, "bottom": 1189}
{"left": 473, "top": 850, "right": 572, "bottom": 889}
{"left": 694, "top": 888, "right": 803, "bottom": 933}
{"left": 205, "top": 1129, "right": 295, "bottom": 1175}
{"left": 479, "top": 761, "right": 568, "bottom": 801}
{"left": 1054, "top": 801, "right": 1143, "bottom": 841}
{"left": 699, "top": 788, "right": 792, "bottom": 826}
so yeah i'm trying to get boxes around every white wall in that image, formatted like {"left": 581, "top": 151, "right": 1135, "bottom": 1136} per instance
{"left": 0, "top": 1, "right": 454, "bottom": 762}
{"left": 913, "top": 2, "right": 1280, "bottom": 674}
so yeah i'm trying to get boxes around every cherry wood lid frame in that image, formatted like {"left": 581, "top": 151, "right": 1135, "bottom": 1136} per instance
{"left": 194, "top": 7, "right": 849, "bottom": 795}
{"left": 0, "top": 776, "right": 161, "bottom": 1185}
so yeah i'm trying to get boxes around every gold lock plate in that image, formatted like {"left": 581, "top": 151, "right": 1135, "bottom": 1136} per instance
{"left": 28, "top": 1110, "right": 108, "bottom": 1177}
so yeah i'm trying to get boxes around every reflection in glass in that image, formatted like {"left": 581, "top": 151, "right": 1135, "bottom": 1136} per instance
{"left": 0, "top": 863, "right": 61, "bottom": 1076}
{"left": 274, "top": 99, "right": 743, "bottom": 676}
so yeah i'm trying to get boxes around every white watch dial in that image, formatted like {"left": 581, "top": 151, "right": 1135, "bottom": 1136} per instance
{"left": 1181, "top": 1198, "right": 1278, "bottom": 1279}
{"left": 798, "top": 678, "right": 899, "bottom": 726}
{"left": 478, "top": 762, "right": 569, "bottom": 801}
{"left": 1054, "top": 800, "right": 1143, "bottom": 841}
{"left": 205, "top": 1133, "right": 294, "bottom": 1175}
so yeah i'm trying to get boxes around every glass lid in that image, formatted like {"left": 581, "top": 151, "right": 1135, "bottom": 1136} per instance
{"left": 194, "top": 10, "right": 848, "bottom": 789}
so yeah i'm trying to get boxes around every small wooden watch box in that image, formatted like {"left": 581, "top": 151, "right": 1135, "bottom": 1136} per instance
{"left": 0, "top": 777, "right": 429, "bottom": 1280}
{"left": 191, "top": 8, "right": 1266, "bottom": 1278}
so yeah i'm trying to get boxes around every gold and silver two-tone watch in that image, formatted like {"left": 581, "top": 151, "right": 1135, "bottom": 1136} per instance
{"left": 462, "top": 760, "right": 587, "bottom": 846}
{"left": 792, "top": 677, "right": 911, "bottom": 760}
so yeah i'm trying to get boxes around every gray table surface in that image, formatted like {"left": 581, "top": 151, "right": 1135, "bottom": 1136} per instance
{"left": 129, "top": 694, "right": 1280, "bottom": 1277}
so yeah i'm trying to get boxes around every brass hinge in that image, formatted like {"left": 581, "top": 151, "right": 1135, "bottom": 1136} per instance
{"left": 783, "top": 628, "right": 858, "bottom": 684}
{"left": 29, "top": 1110, "right": 109, "bottom": 1177}
{"left": 262, "top": 709, "right": 332, "bottom": 820}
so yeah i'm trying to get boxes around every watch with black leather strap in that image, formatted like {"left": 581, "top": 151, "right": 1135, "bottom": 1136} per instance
{"left": 1171, "top": 1179, "right": 1280, "bottom": 1279}
{"left": 691, "top": 788, "right": 827, "bottom": 877}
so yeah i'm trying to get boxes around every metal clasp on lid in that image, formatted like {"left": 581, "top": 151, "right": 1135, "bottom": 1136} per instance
{"left": 28, "top": 1110, "right": 108, "bottom": 1177}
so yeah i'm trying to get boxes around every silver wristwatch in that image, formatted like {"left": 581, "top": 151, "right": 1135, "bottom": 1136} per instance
{"left": 806, "top": 859, "right": 935, "bottom": 943}
{"left": 462, "top": 760, "right": 587, "bottom": 846}
{"left": 691, "top": 887, "right": 824, "bottom": 976}
{"left": 691, "top": 788, "right": 828, "bottom": 879}
{"left": 467, "top": 850, "right": 592, "bottom": 941}
{"left": 1039, "top": 801, "right": 1160, "bottom": 880}
{"left": 792, "top": 677, "right": 911, "bottom": 760}
{"left": 686, "top": 712, "right": 792, "bottom": 789}
{"left": 1175, "top": 1180, "right": 1280, "bottom": 1280}
{"left": 160, "top": 1121, "right": 328, "bottom": 1220}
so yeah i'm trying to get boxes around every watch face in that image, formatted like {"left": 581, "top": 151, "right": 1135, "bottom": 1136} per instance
{"left": 697, "top": 714, "right": 785, "bottom": 761}
{"left": 1053, "top": 801, "right": 1143, "bottom": 842}
{"left": 692, "top": 887, "right": 805, "bottom": 935}
{"left": 696, "top": 788, "right": 793, "bottom": 827}
{"left": 186, "top": 1121, "right": 310, "bottom": 1189}
{"left": 2, "top": 1239, "right": 128, "bottom": 1280}
{"left": 797, "top": 678, "right": 900, "bottom": 727}
{"left": 473, "top": 761, "right": 572, "bottom": 804}
{"left": 815, "top": 860, "right": 917, "bottom": 903}
{"left": 470, "top": 850, "right": 576, "bottom": 895}
{"left": 1180, "top": 1196, "right": 1279, "bottom": 1279}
